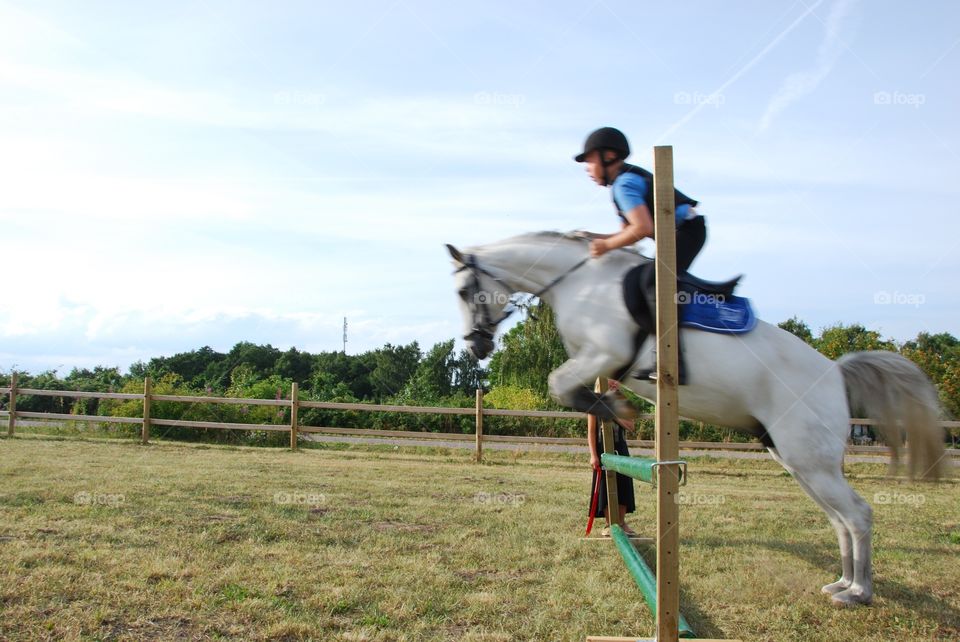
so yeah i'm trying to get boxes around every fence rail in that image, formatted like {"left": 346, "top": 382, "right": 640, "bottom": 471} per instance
{"left": 15, "top": 388, "right": 143, "bottom": 401}
{"left": 14, "top": 411, "right": 143, "bottom": 425}
{"left": 2, "top": 376, "right": 958, "bottom": 460}
{"left": 299, "top": 400, "right": 476, "bottom": 415}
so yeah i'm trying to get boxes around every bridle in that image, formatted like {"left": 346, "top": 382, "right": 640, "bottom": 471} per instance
{"left": 455, "top": 252, "right": 590, "bottom": 345}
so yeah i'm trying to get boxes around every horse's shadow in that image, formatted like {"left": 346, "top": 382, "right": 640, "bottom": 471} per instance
{"left": 681, "top": 535, "right": 960, "bottom": 638}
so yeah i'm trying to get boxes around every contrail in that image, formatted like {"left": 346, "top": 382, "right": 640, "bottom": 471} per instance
{"left": 655, "top": 0, "right": 827, "bottom": 144}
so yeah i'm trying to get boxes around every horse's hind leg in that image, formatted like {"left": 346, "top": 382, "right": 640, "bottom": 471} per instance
{"left": 768, "top": 449, "right": 855, "bottom": 596}
{"left": 789, "top": 463, "right": 873, "bottom": 606}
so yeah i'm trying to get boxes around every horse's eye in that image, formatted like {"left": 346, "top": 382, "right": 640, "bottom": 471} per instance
{"left": 458, "top": 288, "right": 468, "bottom": 300}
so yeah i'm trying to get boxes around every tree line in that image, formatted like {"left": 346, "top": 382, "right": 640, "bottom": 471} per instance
{"left": 2, "top": 308, "right": 957, "bottom": 446}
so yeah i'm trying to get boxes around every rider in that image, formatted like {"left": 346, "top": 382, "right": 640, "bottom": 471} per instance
{"left": 575, "top": 126, "right": 707, "bottom": 382}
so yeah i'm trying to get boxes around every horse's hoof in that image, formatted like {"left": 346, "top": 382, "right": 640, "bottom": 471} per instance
{"left": 820, "top": 579, "right": 852, "bottom": 595}
{"left": 830, "top": 586, "right": 872, "bottom": 607}
{"left": 603, "top": 391, "right": 637, "bottom": 420}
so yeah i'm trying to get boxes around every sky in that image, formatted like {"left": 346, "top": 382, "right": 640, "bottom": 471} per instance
{"left": 1, "top": 0, "right": 958, "bottom": 374}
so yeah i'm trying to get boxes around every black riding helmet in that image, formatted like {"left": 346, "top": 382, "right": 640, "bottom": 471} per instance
{"left": 574, "top": 127, "right": 630, "bottom": 186}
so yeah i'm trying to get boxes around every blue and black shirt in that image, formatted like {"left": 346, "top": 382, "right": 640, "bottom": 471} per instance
{"left": 611, "top": 164, "right": 699, "bottom": 228}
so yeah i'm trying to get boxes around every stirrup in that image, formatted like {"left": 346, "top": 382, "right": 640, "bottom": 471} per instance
{"left": 632, "top": 364, "right": 687, "bottom": 385}
{"left": 631, "top": 365, "right": 657, "bottom": 381}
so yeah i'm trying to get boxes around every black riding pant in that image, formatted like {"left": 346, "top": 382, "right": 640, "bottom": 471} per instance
{"left": 675, "top": 214, "right": 707, "bottom": 273}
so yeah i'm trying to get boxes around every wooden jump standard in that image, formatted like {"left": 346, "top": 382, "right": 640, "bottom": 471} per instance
{"left": 587, "top": 146, "right": 741, "bottom": 642}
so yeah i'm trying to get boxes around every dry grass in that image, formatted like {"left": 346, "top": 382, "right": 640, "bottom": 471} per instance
{"left": 1, "top": 434, "right": 958, "bottom": 641}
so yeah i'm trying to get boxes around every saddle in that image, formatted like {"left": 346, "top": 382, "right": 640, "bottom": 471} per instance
{"left": 616, "top": 263, "right": 755, "bottom": 382}
{"left": 678, "top": 272, "right": 742, "bottom": 297}
{"left": 624, "top": 263, "right": 744, "bottom": 322}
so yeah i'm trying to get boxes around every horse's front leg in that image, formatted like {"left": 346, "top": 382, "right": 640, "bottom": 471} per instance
{"left": 547, "top": 349, "right": 636, "bottom": 420}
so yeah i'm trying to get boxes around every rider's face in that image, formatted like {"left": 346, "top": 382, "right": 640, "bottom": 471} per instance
{"left": 583, "top": 150, "right": 617, "bottom": 185}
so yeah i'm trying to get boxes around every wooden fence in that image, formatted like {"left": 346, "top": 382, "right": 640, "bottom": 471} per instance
{"left": 2, "top": 374, "right": 958, "bottom": 462}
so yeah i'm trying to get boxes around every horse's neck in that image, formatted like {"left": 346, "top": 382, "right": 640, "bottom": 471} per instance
{"left": 474, "top": 239, "right": 582, "bottom": 294}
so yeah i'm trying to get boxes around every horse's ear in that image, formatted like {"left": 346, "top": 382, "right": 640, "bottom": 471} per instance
{"left": 445, "top": 244, "right": 466, "bottom": 265}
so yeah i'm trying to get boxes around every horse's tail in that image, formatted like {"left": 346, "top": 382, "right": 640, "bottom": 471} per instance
{"left": 838, "top": 351, "right": 948, "bottom": 480}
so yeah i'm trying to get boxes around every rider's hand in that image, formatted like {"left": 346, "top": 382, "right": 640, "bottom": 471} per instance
{"left": 590, "top": 239, "right": 609, "bottom": 258}
{"left": 590, "top": 454, "right": 600, "bottom": 470}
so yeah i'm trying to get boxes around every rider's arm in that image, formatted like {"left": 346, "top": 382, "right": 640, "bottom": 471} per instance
{"left": 598, "top": 205, "right": 654, "bottom": 251}
{"left": 582, "top": 212, "right": 636, "bottom": 242}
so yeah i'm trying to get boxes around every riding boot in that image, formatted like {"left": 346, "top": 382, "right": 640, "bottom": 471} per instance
{"left": 631, "top": 332, "right": 687, "bottom": 385}
{"left": 632, "top": 335, "right": 687, "bottom": 384}
{"left": 631, "top": 265, "right": 688, "bottom": 384}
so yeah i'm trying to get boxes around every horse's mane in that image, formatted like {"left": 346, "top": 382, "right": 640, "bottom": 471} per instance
{"left": 507, "top": 230, "right": 646, "bottom": 257}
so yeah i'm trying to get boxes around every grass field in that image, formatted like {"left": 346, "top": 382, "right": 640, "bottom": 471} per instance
{"left": 1, "top": 434, "right": 958, "bottom": 641}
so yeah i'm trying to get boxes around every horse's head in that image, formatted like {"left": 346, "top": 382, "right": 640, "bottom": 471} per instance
{"left": 446, "top": 243, "right": 514, "bottom": 360}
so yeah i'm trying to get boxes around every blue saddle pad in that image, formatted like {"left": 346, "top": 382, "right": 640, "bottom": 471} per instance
{"left": 680, "top": 294, "right": 756, "bottom": 334}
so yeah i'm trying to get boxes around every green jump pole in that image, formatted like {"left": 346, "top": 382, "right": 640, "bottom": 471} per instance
{"left": 600, "top": 453, "right": 656, "bottom": 484}
{"left": 601, "top": 453, "right": 686, "bottom": 485}
{"left": 610, "top": 524, "right": 695, "bottom": 639}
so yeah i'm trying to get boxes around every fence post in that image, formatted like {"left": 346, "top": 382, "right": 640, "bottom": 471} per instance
{"left": 7, "top": 372, "right": 17, "bottom": 437}
{"left": 290, "top": 382, "right": 299, "bottom": 451}
{"left": 653, "top": 145, "right": 682, "bottom": 642}
{"left": 141, "top": 376, "right": 152, "bottom": 444}
{"left": 475, "top": 388, "right": 484, "bottom": 463}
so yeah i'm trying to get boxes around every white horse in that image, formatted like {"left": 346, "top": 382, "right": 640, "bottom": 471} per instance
{"left": 446, "top": 231, "right": 947, "bottom": 607}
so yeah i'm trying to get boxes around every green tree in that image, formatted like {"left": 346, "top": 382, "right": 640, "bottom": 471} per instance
{"left": 163, "top": 346, "right": 225, "bottom": 386}
{"left": 901, "top": 332, "right": 960, "bottom": 383}
{"left": 487, "top": 302, "right": 567, "bottom": 400}
{"left": 938, "top": 363, "right": 960, "bottom": 420}
{"left": 778, "top": 316, "right": 815, "bottom": 344}
{"left": 814, "top": 323, "right": 896, "bottom": 360}
{"left": 451, "top": 348, "right": 487, "bottom": 394}
{"left": 8, "top": 370, "right": 69, "bottom": 414}
{"left": 369, "top": 342, "right": 421, "bottom": 401}
{"left": 401, "top": 340, "right": 456, "bottom": 402}
{"left": 275, "top": 347, "right": 313, "bottom": 384}
{"left": 62, "top": 366, "right": 125, "bottom": 415}
{"left": 901, "top": 332, "right": 960, "bottom": 419}
{"left": 312, "top": 350, "right": 376, "bottom": 400}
